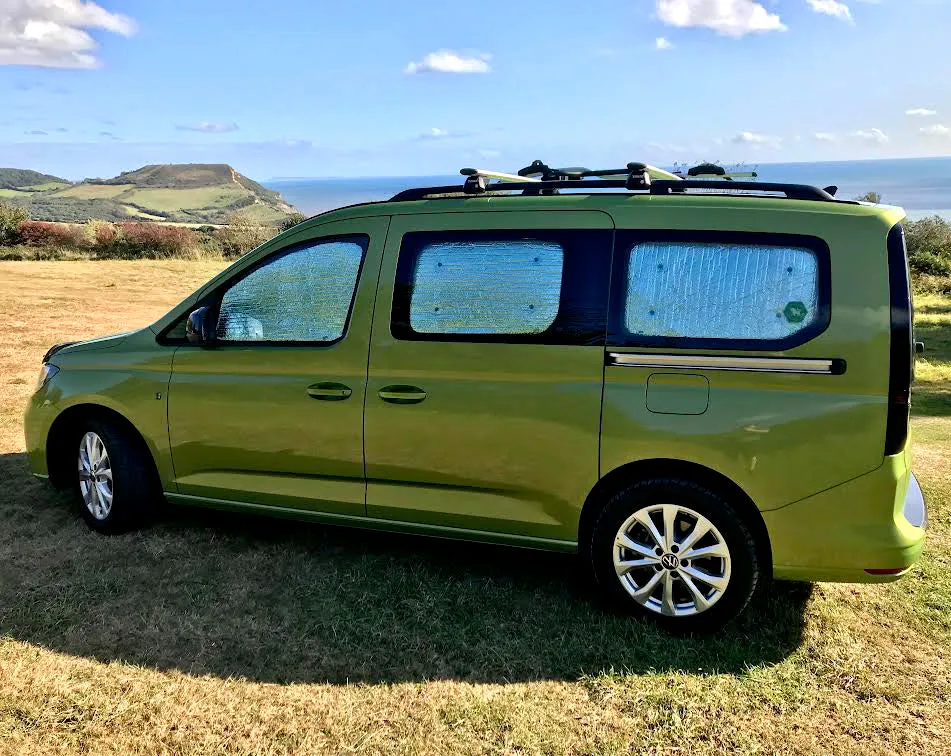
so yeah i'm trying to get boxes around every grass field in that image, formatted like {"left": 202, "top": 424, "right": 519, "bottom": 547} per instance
{"left": 54, "top": 184, "right": 135, "bottom": 200}
{"left": 0, "top": 261, "right": 949, "bottom": 754}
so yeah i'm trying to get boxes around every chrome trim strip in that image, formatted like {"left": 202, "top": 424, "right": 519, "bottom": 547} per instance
{"left": 607, "top": 353, "right": 835, "bottom": 374}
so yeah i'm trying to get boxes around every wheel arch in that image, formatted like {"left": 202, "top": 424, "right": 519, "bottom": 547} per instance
{"left": 46, "top": 403, "right": 160, "bottom": 491}
{"left": 580, "top": 459, "right": 772, "bottom": 572}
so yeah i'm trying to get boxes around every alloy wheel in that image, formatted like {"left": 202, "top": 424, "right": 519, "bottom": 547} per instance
{"left": 613, "top": 503, "right": 732, "bottom": 617}
{"left": 78, "top": 431, "right": 114, "bottom": 521}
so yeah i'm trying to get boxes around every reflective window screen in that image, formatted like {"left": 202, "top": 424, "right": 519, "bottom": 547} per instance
{"left": 409, "top": 239, "right": 564, "bottom": 334}
{"left": 625, "top": 241, "right": 820, "bottom": 341}
{"left": 217, "top": 239, "right": 365, "bottom": 342}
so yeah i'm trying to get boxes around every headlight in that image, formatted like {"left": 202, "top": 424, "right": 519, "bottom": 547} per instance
{"left": 36, "top": 363, "right": 60, "bottom": 390}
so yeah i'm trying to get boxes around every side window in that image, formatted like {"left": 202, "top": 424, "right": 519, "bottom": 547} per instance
{"left": 391, "top": 230, "right": 613, "bottom": 345}
{"left": 410, "top": 239, "right": 563, "bottom": 334}
{"left": 216, "top": 236, "right": 367, "bottom": 343}
{"left": 610, "top": 234, "right": 830, "bottom": 350}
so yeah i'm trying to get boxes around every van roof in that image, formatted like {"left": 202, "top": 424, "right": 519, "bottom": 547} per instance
{"left": 299, "top": 190, "right": 907, "bottom": 227}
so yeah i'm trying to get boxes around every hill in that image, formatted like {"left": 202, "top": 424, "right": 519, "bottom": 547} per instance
{"left": 0, "top": 168, "right": 70, "bottom": 191}
{"left": 0, "top": 163, "right": 297, "bottom": 225}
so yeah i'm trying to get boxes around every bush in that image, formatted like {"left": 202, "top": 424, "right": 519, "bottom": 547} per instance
{"left": 0, "top": 200, "right": 28, "bottom": 245}
{"left": 905, "top": 215, "right": 951, "bottom": 277}
{"left": 18, "top": 220, "right": 85, "bottom": 248}
{"left": 215, "top": 220, "right": 276, "bottom": 258}
{"left": 279, "top": 212, "right": 306, "bottom": 233}
{"left": 913, "top": 273, "right": 951, "bottom": 296}
{"left": 115, "top": 223, "right": 197, "bottom": 258}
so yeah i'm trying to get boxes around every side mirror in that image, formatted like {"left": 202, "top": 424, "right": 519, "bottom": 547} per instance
{"left": 186, "top": 306, "right": 215, "bottom": 345}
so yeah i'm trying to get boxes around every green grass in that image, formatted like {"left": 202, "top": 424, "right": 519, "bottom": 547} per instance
{"left": 0, "top": 265, "right": 949, "bottom": 753}
{"left": 915, "top": 294, "right": 951, "bottom": 417}
{"left": 54, "top": 183, "right": 134, "bottom": 199}
{"left": 124, "top": 186, "right": 249, "bottom": 212}
{"left": 21, "top": 182, "right": 71, "bottom": 192}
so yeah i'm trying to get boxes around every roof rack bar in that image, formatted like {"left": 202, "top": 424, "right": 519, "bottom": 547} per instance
{"left": 390, "top": 184, "right": 469, "bottom": 202}
{"left": 390, "top": 179, "right": 838, "bottom": 203}
{"left": 650, "top": 180, "right": 834, "bottom": 201}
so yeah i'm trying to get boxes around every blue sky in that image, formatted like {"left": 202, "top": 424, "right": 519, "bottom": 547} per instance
{"left": 1, "top": 0, "right": 949, "bottom": 180}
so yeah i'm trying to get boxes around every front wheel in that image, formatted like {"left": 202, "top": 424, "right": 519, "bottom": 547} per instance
{"left": 73, "top": 418, "right": 158, "bottom": 534}
{"left": 587, "top": 478, "right": 761, "bottom": 634}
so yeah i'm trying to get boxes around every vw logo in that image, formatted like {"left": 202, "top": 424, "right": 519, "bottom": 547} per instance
{"left": 661, "top": 553, "right": 680, "bottom": 570}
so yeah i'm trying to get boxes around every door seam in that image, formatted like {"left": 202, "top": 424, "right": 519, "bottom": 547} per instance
{"left": 361, "top": 216, "right": 392, "bottom": 515}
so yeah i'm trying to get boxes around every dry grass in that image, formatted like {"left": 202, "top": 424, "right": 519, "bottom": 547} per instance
{"left": 0, "top": 261, "right": 949, "bottom": 755}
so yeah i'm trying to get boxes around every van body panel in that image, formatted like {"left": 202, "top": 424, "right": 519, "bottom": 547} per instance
{"left": 765, "top": 451, "right": 924, "bottom": 581}
{"left": 164, "top": 216, "right": 390, "bottom": 515}
{"left": 363, "top": 210, "right": 614, "bottom": 541}
{"left": 601, "top": 205, "right": 894, "bottom": 511}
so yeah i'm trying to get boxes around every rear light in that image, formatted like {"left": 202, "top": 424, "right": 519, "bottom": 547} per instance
{"left": 884, "top": 224, "right": 913, "bottom": 456}
{"left": 903, "top": 473, "right": 928, "bottom": 529}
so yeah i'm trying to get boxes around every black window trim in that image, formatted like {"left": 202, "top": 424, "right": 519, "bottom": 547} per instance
{"left": 390, "top": 228, "right": 613, "bottom": 346}
{"left": 884, "top": 222, "right": 912, "bottom": 455}
{"left": 608, "top": 229, "right": 833, "bottom": 352}
{"left": 157, "top": 233, "right": 370, "bottom": 348}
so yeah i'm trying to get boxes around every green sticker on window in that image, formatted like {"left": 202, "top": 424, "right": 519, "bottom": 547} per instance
{"left": 784, "top": 301, "right": 808, "bottom": 324}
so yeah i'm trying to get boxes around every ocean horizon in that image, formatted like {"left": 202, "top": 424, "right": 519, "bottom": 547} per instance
{"left": 265, "top": 156, "right": 951, "bottom": 221}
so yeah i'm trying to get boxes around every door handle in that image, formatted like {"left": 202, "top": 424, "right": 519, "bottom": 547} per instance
{"left": 378, "top": 385, "right": 427, "bottom": 405}
{"left": 306, "top": 382, "right": 352, "bottom": 401}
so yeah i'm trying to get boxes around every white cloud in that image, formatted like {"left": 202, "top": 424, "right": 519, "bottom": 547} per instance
{"left": 0, "top": 0, "right": 136, "bottom": 69}
{"left": 416, "top": 127, "right": 467, "bottom": 140}
{"left": 731, "top": 130, "right": 783, "bottom": 148}
{"left": 921, "top": 124, "right": 951, "bottom": 138}
{"left": 853, "top": 128, "right": 889, "bottom": 144}
{"left": 655, "top": 0, "right": 786, "bottom": 38}
{"left": 478, "top": 149, "right": 501, "bottom": 160}
{"left": 655, "top": 36, "right": 674, "bottom": 50}
{"left": 814, "top": 132, "right": 838, "bottom": 142}
{"left": 907, "top": 108, "right": 938, "bottom": 117}
{"left": 806, "top": 0, "right": 853, "bottom": 22}
{"left": 176, "top": 122, "right": 240, "bottom": 134}
{"left": 405, "top": 50, "right": 491, "bottom": 75}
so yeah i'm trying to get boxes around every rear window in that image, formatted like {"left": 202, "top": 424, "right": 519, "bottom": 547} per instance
{"left": 609, "top": 232, "right": 831, "bottom": 350}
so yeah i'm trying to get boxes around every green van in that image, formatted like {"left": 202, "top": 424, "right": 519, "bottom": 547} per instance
{"left": 24, "top": 164, "right": 928, "bottom": 632}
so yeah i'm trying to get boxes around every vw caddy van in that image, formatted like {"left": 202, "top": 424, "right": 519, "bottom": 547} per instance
{"left": 25, "top": 163, "right": 928, "bottom": 633}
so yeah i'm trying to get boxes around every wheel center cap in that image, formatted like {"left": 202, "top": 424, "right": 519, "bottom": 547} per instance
{"left": 661, "top": 553, "right": 680, "bottom": 570}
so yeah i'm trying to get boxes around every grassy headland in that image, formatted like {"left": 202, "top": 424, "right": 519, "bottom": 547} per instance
{"left": 0, "top": 164, "right": 297, "bottom": 226}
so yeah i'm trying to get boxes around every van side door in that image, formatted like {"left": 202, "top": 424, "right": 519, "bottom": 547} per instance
{"left": 363, "top": 210, "right": 613, "bottom": 545}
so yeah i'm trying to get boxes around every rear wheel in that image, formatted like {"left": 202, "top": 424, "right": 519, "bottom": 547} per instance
{"left": 72, "top": 418, "right": 158, "bottom": 534}
{"left": 587, "top": 478, "right": 761, "bottom": 634}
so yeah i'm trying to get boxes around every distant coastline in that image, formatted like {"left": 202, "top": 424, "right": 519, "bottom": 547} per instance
{"left": 266, "top": 156, "right": 951, "bottom": 220}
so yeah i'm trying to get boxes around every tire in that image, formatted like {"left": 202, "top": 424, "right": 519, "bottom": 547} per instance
{"left": 71, "top": 417, "right": 158, "bottom": 534}
{"left": 586, "top": 478, "right": 760, "bottom": 635}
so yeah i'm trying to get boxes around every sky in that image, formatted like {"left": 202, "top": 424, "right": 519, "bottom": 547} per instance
{"left": 1, "top": 0, "right": 950, "bottom": 180}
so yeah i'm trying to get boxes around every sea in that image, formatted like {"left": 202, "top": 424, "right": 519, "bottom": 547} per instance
{"left": 266, "top": 157, "right": 951, "bottom": 221}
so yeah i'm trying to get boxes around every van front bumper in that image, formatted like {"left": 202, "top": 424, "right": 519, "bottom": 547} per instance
{"left": 764, "top": 452, "right": 927, "bottom": 584}
{"left": 24, "top": 388, "right": 57, "bottom": 479}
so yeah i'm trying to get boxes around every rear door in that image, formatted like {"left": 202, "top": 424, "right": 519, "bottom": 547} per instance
{"left": 601, "top": 207, "right": 890, "bottom": 511}
{"left": 363, "top": 210, "right": 613, "bottom": 543}
{"left": 167, "top": 216, "right": 388, "bottom": 515}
